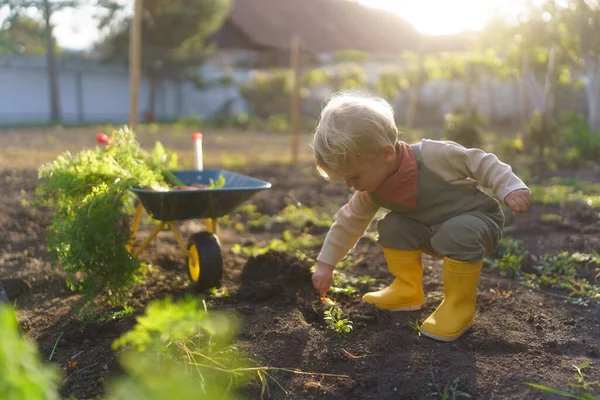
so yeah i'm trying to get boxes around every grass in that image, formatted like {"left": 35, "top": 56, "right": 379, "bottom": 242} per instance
{"left": 529, "top": 178, "right": 600, "bottom": 207}
{"left": 425, "top": 373, "right": 472, "bottom": 399}
{"left": 524, "top": 360, "right": 600, "bottom": 399}
{"left": 0, "top": 125, "right": 316, "bottom": 170}
{"left": 487, "top": 237, "right": 600, "bottom": 304}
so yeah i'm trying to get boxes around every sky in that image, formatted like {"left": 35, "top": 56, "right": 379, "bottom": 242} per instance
{"left": 0, "top": 0, "right": 526, "bottom": 51}
{"left": 360, "top": 0, "right": 525, "bottom": 35}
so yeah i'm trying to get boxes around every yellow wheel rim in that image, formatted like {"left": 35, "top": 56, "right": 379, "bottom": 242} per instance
{"left": 188, "top": 244, "right": 201, "bottom": 282}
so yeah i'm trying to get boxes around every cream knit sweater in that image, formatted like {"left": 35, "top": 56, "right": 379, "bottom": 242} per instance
{"left": 316, "top": 139, "right": 530, "bottom": 267}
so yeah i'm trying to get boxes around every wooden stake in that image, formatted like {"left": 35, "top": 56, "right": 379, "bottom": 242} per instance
{"left": 129, "top": 0, "right": 143, "bottom": 133}
{"left": 290, "top": 34, "right": 301, "bottom": 164}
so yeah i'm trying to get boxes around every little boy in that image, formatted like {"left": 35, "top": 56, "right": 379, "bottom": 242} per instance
{"left": 311, "top": 93, "right": 531, "bottom": 342}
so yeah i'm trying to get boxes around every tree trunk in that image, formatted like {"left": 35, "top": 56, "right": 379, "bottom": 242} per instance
{"left": 583, "top": 56, "right": 600, "bottom": 131}
{"left": 147, "top": 74, "right": 157, "bottom": 122}
{"left": 542, "top": 46, "right": 557, "bottom": 118}
{"left": 520, "top": 54, "right": 532, "bottom": 130}
{"left": 43, "top": 0, "right": 60, "bottom": 124}
{"left": 406, "top": 81, "right": 421, "bottom": 128}
{"left": 406, "top": 50, "right": 424, "bottom": 128}
{"left": 540, "top": 45, "right": 557, "bottom": 156}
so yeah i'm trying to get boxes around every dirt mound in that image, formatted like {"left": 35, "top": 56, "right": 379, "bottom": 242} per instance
{"left": 237, "top": 250, "right": 314, "bottom": 302}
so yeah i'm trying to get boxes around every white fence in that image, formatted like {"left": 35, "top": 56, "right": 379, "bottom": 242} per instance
{"left": 0, "top": 54, "right": 588, "bottom": 126}
{"left": 0, "top": 54, "right": 248, "bottom": 124}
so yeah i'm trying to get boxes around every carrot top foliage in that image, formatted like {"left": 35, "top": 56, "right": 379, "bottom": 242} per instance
{"left": 36, "top": 127, "right": 179, "bottom": 306}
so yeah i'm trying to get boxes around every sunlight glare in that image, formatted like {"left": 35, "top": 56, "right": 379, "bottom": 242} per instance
{"left": 360, "top": 0, "right": 523, "bottom": 35}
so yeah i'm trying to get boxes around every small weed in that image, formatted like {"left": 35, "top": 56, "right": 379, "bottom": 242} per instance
{"left": 81, "top": 305, "right": 136, "bottom": 323}
{"left": 323, "top": 306, "right": 353, "bottom": 336}
{"left": 529, "top": 184, "right": 600, "bottom": 207}
{"left": 209, "top": 287, "right": 230, "bottom": 298}
{"left": 101, "top": 306, "right": 135, "bottom": 321}
{"left": 494, "top": 253, "right": 524, "bottom": 278}
{"left": 528, "top": 252, "right": 600, "bottom": 303}
{"left": 248, "top": 204, "right": 333, "bottom": 232}
{"left": 487, "top": 236, "right": 525, "bottom": 278}
{"left": 232, "top": 230, "right": 322, "bottom": 259}
{"left": 524, "top": 360, "right": 600, "bottom": 399}
{"left": 489, "top": 237, "right": 600, "bottom": 304}
{"left": 408, "top": 319, "right": 421, "bottom": 336}
{"left": 426, "top": 372, "right": 472, "bottom": 399}
{"left": 329, "top": 270, "right": 376, "bottom": 298}
{"left": 208, "top": 174, "right": 226, "bottom": 189}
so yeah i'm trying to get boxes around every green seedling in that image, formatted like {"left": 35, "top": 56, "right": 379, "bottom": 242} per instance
{"left": 323, "top": 306, "right": 353, "bottom": 336}
{"left": 425, "top": 373, "right": 472, "bottom": 399}
{"left": 408, "top": 319, "right": 422, "bottom": 336}
{"left": 208, "top": 174, "right": 226, "bottom": 189}
{"left": 524, "top": 360, "right": 599, "bottom": 399}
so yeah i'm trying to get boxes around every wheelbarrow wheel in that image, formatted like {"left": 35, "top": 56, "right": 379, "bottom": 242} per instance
{"left": 187, "top": 232, "right": 223, "bottom": 291}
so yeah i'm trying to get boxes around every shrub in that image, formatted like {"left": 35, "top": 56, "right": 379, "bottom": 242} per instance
{"left": 444, "top": 109, "right": 488, "bottom": 148}
{"left": 0, "top": 305, "right": 61, "bottom": 400}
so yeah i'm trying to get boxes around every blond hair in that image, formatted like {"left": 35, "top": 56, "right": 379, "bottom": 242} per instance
{"left": 312, "top": 91, "right": 398, "bottom": 181}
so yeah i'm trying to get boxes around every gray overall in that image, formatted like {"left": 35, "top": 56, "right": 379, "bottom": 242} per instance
{"left": 371, "top": 142, "right": 505, "bottom": 263}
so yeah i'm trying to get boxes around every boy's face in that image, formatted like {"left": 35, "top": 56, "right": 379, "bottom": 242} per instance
{"left": 342, "top": 145, "right": 396, "bottom": 192}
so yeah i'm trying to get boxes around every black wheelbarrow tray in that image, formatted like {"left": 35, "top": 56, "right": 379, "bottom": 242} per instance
{"left": 128, "top": 169, "right": 271, "bottom": 290}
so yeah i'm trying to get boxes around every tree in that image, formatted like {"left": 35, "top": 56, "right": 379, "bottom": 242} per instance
{"left": 0, "top": 0, "right": 79, "bottom": 123}
{"left": 98, "top": 0, "right": 231, "bottom": 121}
{"left": 0, "top": 14, "right": 50, "bottom": 54}
{"left": 555, "top": 0, "right": 600, "bottom": 131}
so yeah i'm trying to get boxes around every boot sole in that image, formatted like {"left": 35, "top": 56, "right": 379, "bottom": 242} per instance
{"left": 420, "top": 322, "right": 473, "bottom": 342}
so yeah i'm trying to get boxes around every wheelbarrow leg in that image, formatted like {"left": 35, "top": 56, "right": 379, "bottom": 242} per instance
{"left": 133, "top": 221, "right": 166, "bottom": 258}
{"left": 128, "top": 203, "right": 144, "bottom": 252}
{"left": 203, "top": 218, "right": 219, "bottom": 237}
{"left": 168, "top": 222, "right": 190, "bottom": 255}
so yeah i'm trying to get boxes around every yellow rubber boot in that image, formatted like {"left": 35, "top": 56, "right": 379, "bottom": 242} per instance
{"left": 362, "top": 248, "right": 424, "bottom": 311}
{"left": 420, "top": 257, "right": 482, "bottom": 342}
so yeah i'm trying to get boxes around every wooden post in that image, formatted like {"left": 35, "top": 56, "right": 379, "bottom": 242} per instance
{"left": 129, "top": 0, "right": 143, "bottom": 133}
{"left": 290, "top": 35, "right": 301, "bottom": 164}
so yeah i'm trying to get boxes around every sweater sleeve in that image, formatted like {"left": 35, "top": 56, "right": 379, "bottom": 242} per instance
{"left": 316, "top": 190, "right": 380, "bottom": 267}
{"left": 420, "top": 139, "right": 530, "bottom": 202}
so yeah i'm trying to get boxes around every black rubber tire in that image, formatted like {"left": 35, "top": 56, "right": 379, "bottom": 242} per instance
{"left": 187, "top": 231, "right": 223, "bottom": 291}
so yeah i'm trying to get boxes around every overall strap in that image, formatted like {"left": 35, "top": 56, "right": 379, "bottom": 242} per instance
{"left": 410, "top": 142, "right": 423, "bottom": 168}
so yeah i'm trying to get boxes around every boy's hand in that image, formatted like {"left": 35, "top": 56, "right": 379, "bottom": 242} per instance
{"left": 504, "top": 189, "right": 531, "bottom": 215}
{"left": 312, "top": 261, "right": 335, "bottom": 296}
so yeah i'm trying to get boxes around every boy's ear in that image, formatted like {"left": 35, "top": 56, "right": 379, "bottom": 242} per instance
{"left": 382, "top": 144, "right": 396, "bottom": 164}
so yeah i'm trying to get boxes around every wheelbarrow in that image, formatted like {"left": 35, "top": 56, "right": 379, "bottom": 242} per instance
{"left": 128, "top": 168, "right": 271, "bottom": 290}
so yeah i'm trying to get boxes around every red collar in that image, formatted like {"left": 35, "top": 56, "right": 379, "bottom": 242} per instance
{"left": 373, "top": 142, "right": 418, "bottom": 207}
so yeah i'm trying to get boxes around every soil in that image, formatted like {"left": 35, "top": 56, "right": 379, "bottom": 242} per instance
{"left": 1, "top": 163, "right": 600, "bottom": 400}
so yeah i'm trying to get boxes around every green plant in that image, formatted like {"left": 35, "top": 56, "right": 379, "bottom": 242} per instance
{"left": 208, "top": 174, "right": 226, "bottom": 189}
{"left": 524, "top": 110, "right": 558, "bottom": 157}
{"left": 524, "top": 360, "right": 600, "bottom": 399}
{"left": 111, "top": 296, "right": 252, "bottom": 398}
{"left": 0, "top": 304, "right": 62, "bottom": 400}
{"left": 444, "top": 109, "right": 488, "bottom": 148}
{"left": 426, "top": 373, "right": 472, "bottom": 399}
{"left": 496, "top": 135, "right": 524, "bottom": 164}
{"left": 529, "top": 184, "right": 600, "bottom": 207}
{"left": 266, "top": 114, "right": 290, "bottom": 132}
{"left": 408, "top": 319, "right": 422, "bottom": 336}
{"left": 323, "top": 306, "right": 353, "bottom": 336}
{"left": 232, "top": 230, "right": 322, "bottom": 259}
{"left": 240, "top": 70, "right": 296, "bottom": 118}
{"left": 36, "top": 127, "right": 182, "bottom": 305}
{"left": 529, "top": 252, "right": 600, "bottom": 303}
{"left": 488, "top": 237, "right": 526, "bottom": 278}
{"left": 561, "top": 112, "right": 600, "bottom": 163}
